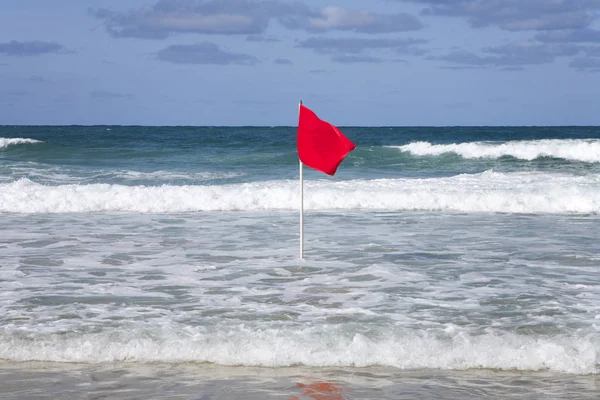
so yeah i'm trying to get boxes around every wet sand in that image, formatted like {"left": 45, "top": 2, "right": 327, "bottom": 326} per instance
{"left": 1, "top": 362, "right": 599, "bottom": 399}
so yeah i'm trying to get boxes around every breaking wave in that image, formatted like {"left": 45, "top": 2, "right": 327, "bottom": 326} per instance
{"left": 0, "top": 326, "right": 597, "bottom": 374}
{"left": 1, "top": 171, "right": 599, "bottom": 213}
{"left": 393, "top": 139, "right": 600, "bottom": 163}
{"left": 0, "top": 137, "right": 42, "bottom": 149}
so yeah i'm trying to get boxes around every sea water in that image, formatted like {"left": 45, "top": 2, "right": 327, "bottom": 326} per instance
{"left": 0, "top": 125, "right": 599, "bottom": 399}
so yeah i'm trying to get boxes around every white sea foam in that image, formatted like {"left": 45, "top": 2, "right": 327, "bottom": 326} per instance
{"left": 1, "top": 172, "right": 599, "bottom": 213}
{"left": 0, "top": 327, "right": 597, "bottom": 374}
{"left": 0, "top": 137, "right": 42, "bottom": 149}
{"left": 1, "top": 209, "right": 599, "bottom": 375}
{"left": 393, "top": 139, "right": 600, "bottom": 162}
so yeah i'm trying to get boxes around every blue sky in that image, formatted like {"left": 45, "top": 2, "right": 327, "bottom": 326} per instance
{"left": 1, "top": 0, "right": 599, "bottom": 126}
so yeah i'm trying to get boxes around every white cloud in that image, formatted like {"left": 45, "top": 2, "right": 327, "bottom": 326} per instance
{"left": 308, "top": 7, "right": 375, "bottom": 30}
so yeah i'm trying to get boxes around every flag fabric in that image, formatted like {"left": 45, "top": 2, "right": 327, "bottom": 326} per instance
{"left": 297, "top": 104, "right": 356, "bottom": 176}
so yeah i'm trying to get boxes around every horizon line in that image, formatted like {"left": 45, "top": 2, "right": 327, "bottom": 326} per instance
{"left": 2, "top": 124, "right": 599, "bottom": 128}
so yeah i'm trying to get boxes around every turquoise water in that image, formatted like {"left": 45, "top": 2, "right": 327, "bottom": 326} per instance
{"left": 1, "top": 125, "right": 600, "bottom": 398}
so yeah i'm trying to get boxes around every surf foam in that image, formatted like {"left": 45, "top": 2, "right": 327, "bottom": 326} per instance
{"left": 0, "top": 138, "right": 42, "bottom": 149}
{"left": 1, "top": 172, "right": 599, "bottom": 214}
{"left": 394, "top": 139, "right": 600, "bottom": 163}
{"left": 0, "top": 326, "right": 597, "bottom": 374}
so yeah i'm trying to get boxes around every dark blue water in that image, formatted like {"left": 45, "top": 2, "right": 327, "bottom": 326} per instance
{"left": 2, "top": 125, "right": 600, "bottom": 185}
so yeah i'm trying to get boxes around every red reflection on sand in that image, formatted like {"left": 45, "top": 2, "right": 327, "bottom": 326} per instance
{"left": 289, "top": 381, "right": 345, "bottom": 400}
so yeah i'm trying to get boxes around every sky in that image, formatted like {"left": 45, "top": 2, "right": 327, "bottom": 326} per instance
{"left": 1, "top": 0, "right": 600, "bottom": 126}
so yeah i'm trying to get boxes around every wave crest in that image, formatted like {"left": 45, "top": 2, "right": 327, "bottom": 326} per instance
{"left": 1, "top": 327, "right": 597, "bottom": 374}
{"left": 394, "top": 139, "right": 600, "bottom": 163}
{"left": 1, "top": 173, "right": 599, "bottom": 214}
{"left": 0, "top": 137, "right": 42, "bottom": 149}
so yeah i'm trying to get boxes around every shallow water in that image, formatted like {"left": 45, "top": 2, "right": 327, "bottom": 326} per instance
{"left": 2, "top": 211, "right": 599, "bottom": 372}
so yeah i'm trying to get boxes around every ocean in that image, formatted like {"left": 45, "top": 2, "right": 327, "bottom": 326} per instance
{"left": 0, "top": 125, "right": 599, "bottom": 399}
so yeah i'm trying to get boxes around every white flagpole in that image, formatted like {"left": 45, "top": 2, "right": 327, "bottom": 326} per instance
{"left": 299, "top": 100, "right": 304, "bottom": 259}
{"left": 300, "top": 159, "right": 304, "bottom": 259}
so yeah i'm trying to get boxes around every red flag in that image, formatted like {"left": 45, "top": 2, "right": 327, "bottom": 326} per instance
{"left": 297, "top": 104, "right": 356, "bottom": 176}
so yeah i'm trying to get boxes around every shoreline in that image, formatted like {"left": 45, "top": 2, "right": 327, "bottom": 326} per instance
{"left": 1, "top": 361, "right": 599, "bottom": 399}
